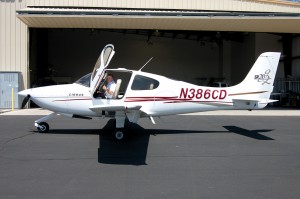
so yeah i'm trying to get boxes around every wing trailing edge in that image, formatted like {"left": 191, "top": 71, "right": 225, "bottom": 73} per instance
{"left": 89, "top": 104, "right": 142, "bottom": 113}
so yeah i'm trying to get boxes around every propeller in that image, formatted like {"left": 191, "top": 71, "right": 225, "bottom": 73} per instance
{"left": 21, "top": 95, "right": 30, "bottom": 109}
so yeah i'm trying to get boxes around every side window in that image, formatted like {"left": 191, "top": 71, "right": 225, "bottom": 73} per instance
{"left": 131, "top": 75, "right": 159, "bottom": 90}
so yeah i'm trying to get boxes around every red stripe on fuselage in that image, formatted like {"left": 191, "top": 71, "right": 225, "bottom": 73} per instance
{"left": 52, "top": 98, "right": 92, "bottom": 102}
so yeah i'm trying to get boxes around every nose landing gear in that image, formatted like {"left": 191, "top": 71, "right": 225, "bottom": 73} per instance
{"left": 35, "top": 122, "right": 49, "bottom": 133}
{"left": 34, "top": 112, "right": 56, "bottom": 133}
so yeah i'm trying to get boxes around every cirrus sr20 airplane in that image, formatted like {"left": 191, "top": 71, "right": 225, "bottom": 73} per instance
{"left": 18, "top": 44, "right": 281, "bottom": 140}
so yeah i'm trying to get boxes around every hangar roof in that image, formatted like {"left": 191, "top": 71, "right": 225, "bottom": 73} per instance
{"left": 17, "top": 7, "right": 300, "bottom": 33}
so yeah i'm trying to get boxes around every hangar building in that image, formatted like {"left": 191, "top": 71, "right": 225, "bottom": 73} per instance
{"left": 1, "top": 0, "right": 300, "bottom": 108}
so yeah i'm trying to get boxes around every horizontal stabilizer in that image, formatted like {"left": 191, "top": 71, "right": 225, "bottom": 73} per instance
{"left": 233, "top": 98, "right": 277, "bottom": 110}
{"left": 89, "top": 104, "right": 142, "bottom": 113}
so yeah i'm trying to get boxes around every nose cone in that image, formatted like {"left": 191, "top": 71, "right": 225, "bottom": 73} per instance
{"left": 18, "top": 89, "right": 32, "bottom": 97}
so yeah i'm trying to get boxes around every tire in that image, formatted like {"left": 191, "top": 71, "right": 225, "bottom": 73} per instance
{"left": 37, "top": 122, "right": 49, "bottom": 133}
{"left": 115, "top": 130, "right": 124, "bottom": 140}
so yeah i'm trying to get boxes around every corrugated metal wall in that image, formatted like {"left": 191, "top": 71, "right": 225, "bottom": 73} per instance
{"left": 26, "top": 0, "right": 300, "bottom": 13}
{"left": 0, "top": 1, "right": 28, "bottom": 89}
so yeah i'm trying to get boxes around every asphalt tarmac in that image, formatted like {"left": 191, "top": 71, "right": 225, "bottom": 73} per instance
{"left": 1, "top": 113, "right": 300, "bottom": 199}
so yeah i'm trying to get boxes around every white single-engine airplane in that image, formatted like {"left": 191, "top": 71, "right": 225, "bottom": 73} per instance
{"left": 18, "top": 44, "right": 281, "bottom": 140}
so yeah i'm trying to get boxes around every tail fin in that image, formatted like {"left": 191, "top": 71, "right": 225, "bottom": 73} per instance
{"left": 229, "top": 52, "right": 281, "bottom": 109}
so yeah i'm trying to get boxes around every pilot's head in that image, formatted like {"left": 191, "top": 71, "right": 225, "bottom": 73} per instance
{"left": 106, "top": 74, "right": 114, "bottom": 83}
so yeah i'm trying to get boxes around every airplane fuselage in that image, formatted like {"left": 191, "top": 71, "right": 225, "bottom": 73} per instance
{"left": 24, "top": 69, "right": 266, "bottom": 118}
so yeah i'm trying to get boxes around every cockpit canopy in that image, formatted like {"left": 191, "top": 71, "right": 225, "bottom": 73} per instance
{"left": 75, "top": 44, "right": 114, "bottom": 89}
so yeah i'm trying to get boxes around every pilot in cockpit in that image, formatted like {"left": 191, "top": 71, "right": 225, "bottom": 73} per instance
{"left": 97, "top": 74, "right": 116, "bottom": 99}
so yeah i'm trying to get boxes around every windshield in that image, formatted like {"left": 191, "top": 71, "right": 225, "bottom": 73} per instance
{"left": 75, "top": 73, "right": 91, "bottom": 87}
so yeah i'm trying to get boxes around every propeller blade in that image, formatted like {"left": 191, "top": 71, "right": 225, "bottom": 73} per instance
{"left": 21, "top": 95, "right": 30, "bottom": 109}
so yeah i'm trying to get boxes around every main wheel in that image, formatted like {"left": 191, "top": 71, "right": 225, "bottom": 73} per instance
{"left": 37, "top": 122, "right": 49, "bottom": 133}
{"left": 115, "top": 130, "right": 124, "bottom": 140}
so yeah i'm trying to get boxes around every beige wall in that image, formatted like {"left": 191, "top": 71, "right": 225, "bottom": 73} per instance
{"left": 0, "top": 0, "right": 28, "bottom": 89}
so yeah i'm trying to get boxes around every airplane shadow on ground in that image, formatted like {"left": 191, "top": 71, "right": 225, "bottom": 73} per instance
{"left": 97, "top": 119, "right": 150, "bottom": 165}
{"left": 223, "top": 126, "right": 274, "bottom": 141}
{"left": 47, "top": 120, "right": 274, "bottom": 165}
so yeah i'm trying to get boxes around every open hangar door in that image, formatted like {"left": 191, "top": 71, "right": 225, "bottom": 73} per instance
{"left": 29, "top": 28, "right": 284, "bottom": 89}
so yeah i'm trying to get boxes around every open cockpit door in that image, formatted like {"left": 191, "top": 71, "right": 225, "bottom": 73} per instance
{"left": 90, "top": 44, "right": 115, "bottom": 94}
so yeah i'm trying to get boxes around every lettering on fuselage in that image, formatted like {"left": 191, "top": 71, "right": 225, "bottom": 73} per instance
{"left": 69, "top": 93, "right": 84, "bottom": 97}
{"left": 179, "top": 88, "right": 227, "bottom": 100}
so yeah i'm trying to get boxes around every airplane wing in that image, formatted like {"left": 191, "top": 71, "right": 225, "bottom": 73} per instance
{"left": 89, "top": 104, "right": 142, "bottom": 112}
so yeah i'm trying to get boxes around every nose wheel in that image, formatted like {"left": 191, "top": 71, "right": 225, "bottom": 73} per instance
{"left": 115, "top": 129, "right": 125, "bottom": 140}
{"left": 34, "top": 113, "right": 55, "bottom": 133}
{"left": 35, "top": 122, "right": 50, "bottom": 133}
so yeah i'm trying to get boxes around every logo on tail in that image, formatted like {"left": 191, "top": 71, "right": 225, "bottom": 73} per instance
{"left": 254, "top": 69, "right": 271, "bottom": 85}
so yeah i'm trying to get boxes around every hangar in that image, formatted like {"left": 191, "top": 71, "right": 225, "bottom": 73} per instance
{"left": 1, "top": 0, "right": 300, "bottom": 108}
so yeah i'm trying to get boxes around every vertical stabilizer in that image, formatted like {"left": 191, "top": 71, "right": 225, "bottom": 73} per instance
{"left": 231, "top": 52, "right": 281, "bottom": 100}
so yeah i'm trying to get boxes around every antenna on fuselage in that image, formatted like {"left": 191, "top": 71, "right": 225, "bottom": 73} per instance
{"left": 139, "top": 57, "right": 153, "bottom": 71}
